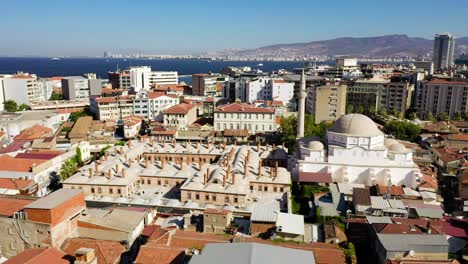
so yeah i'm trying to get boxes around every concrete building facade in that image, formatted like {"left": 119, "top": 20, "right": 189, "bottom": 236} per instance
{"left": 307, "top": 83, "right": 347, "bottom": 124}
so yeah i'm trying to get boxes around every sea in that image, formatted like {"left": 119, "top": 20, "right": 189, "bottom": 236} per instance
{"left": 0, "top": 57, "right": 308, "bottom": 84}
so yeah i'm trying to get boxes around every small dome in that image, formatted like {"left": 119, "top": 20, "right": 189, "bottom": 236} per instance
{"left": 329, "top": 114, "right": 383, "bottom": 136}
{"left": 388, "top": 143, "right": 407, "bottom": 153}
{"left": 384, "top": 138, "right": 398, "bottom": 146}
{"left": 307, "top": 141, "right": 324, "bottom": 151}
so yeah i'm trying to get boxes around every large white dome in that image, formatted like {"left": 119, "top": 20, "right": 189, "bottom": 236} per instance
{"left": 329, "top": 114, "right": 383, "bottom": 137}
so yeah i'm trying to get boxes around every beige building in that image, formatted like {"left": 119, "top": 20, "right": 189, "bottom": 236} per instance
{"left": 307, "top": 83, "right": 347, "bottom": 124}
{"left": 414, "top": 79, "right": 468, "bottom": 119}
{"left": 214, "top": 103, "right": 276, "bottom": 134}
{"left": 90, "top": 95, "right": 135, "bottom": 121}
{"left": 203, "top": 208, "right": 233, "bottom": 233}
{"left": 163, "top": 103, "right": 197, "bottom": 130}
{"left": 346, "top": 79, "right": 414, "bottom": 117}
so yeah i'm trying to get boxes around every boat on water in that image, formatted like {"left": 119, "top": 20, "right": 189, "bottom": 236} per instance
{"left": 256, "top": 63, "right": 263, "bottom": 66}
{"left": 50, "top": 57, "right": 60, "bottom": 60}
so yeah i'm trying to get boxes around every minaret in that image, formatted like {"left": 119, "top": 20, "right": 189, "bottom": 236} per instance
{"left": 297, "top": 69, "right": 306, "bottom": 138}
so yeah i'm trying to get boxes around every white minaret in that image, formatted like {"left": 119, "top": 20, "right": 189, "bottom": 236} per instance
{"left": 297, "top": 69, "right": 306, "bottom": 138}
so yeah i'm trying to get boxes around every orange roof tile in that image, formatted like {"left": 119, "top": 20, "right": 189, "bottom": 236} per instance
{"left": 14, "top": 124, "right": 53, "bottom": 140}
{"left": 61, "top": 238, "right": 125, "bottom": 264}
{"left": 4, "top": 248, "right": 70, "bottom": 264}
{"left": 0, "top": 178, "right": 35, "bottom": 190}
{"left": 148, "top": 92, "right": 178, "bottom": 99}
{"left": 0, "top": 155, "right": 47, "bottom": 172}
{"left": 134, "top": 245, "right": 184, "bottom": 264}
{"left": 0, "top": 197, "right": 33, "bottom": 217}
{"left": 164, "top": 103, "right": 194, "bottom": 114}
{"left": 215, "top": 103, "right": 275, "bottom": 113}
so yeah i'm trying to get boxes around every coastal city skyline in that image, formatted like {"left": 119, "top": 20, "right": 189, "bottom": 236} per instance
{"left": 1, "top": 0, "right": 468, "bottom": 56}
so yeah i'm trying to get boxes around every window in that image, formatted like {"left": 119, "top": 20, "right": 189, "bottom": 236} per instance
{"left": 165, "top": 180, "right": 169, "bottom": 185}
{"left": 264, "top": 186, "right": 268, "bottom": 191}
{"left": 195, "top": 194, "right": 200, "bottom": 200}
{"left": 117, "top": 188, "right": 121, "bottom": 194}
{"left": 225, "top": 197, "right": 230, "bottom": 203}
{"left": 187, "top": 192, "right": 191, "bottom": 199}
{"left": 258, "top": 186, "right": 262, "bottom": 191}
{"left": 91, "top": 188, "right": 95, "bottom": 193}
{"left": 158, "top": 180, "right": 161, "bottom": 185}
{"left": 147, "top": 179, "right": 151, "bottom": 184}
{"left": 280, "top": 187, "right": 284, "bottom": 192}
{"left": 109, "top": 188, "right": 113, "bottom": 194}
{"left": 212, "top": 195, "right": 216, "bottom": 201}
{"left": 273, "top": 186, "right": 277, "bottom": 192}
{"left": 250, "top": 185, "right": 254, "bottom": 191}
{"left": 234, "top": 197, "right": 238, "bottom": 203}
{"left": 205, "top": 195, "right": 210, "bottom": 201}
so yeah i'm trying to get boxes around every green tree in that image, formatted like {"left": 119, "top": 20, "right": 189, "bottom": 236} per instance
{"left": 69, "top": 110, "right": 91, "bottom": 122}
{"left": 3, "top": 100, "right": 18, "bottom": 112}
{"left": 437, "top": 112, "right": 450, "bottom": 121}
{"left": 18, "top": 103, "right": 30, "bottom": 111}
{"left": 378, "top": 108, "right": 387, "bottom": 117}
{"left": 408, "top": 112, "right": 418, "bottom": 120}
{"left": 49, "top": 92, "right": 63, "bottom": 101}
{"left": 454, "top": 112, "right": 463, "bottom": 121}
{"left": 356, "top": 105, "right": 365, "bottom": 114}
{"left": 383, "top": 120, "right": 421, "bottom": 142}
{"left": 426, "top": 112, "right": 436, "bottom": 122}
{"left": 59, "top": 158, "right": 78, "bottom": 181}
{"left": 76, "top": 147, "right": 83, "bottom": 166}
{"left": 346, "top": 105, "right": 354, "bottom": 114}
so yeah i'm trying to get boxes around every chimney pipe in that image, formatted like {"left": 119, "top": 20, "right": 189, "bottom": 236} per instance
{"left": 105, "top": 151, "right": 109, "bottom": 161}
{"left": 258, "top": 160, "right": 262, "bottom": 176}
{"left": 89, "top": 168, "right": 94, "bottom": 178}
{"left": 257, "top": 142, "right": 260, "bottom": 152}
{"left": 107, "top": 169, "right": 112, "bottom": 178}
{"left": 223, "top": 140, "right": 226, "bottom": 150}
{"left": 116, "top": 164, "right": 120, "bottom": 175}
{"left": 198, "top": 160, "right": 202, "bottom": 171}
{"left": 145, "top": 158, "right": 149, "bottom": 168}
{"left": 120, "top": 146, "right": 124, "bottom": 154}
{"left": 122, "top": 168, "right": 126, "bottom": 177}
{"left": 223, "top": 173, "right": 226, "bottom": 187}
{"left": 275, "top": 161, "right": 278, "bottom": 177}
{"left": 234, "top": 139, "right": 237, "bottom": 146}
{"left": 232, "top": 173, "right": 236, "bottom": 185}
{"left": 282, "top": 142, "right": 285, "bottom": 149}
{"left": 185, "top": 141, "right": 188, "bottom": 149}
{"left": 128, "top": 140, "right": 132, "bottom": 147}
{"left": 227, "top": 165, "right": 231, "bottom": 176}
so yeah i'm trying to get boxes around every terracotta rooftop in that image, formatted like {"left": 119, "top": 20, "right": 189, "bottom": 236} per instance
{"left": 134, "top": 245, "right": 185, "bottom": 264}
{"left": 432, "top": 146, "right": 466, "bottom": 163}
{"left": 376, "top": 185, "right": 404, "bottom": 196}
{"left": 4, "top": 247, "right": 71, "bottom": 264}
{"left": 154, "top": 84, "right": 185, "bottom": 91}
{"left": 0, "top": 155, "right": 47, "bottom": 172}
{"left": 353, "top": 188, "right": 371, "bottom": 205}
{"left": 164, "top": 103, "right": 194, "bottom": 115}
{"left": 426, "top": 79, "right": 468, "bottom": 85}
{"left": 447, "top": 134, "right": 468, "bottom": 141}
{"left": 0, "top": 197, "right": 33, "bottom": 217}
{"left": 204, "top": 208, "right": 231, "bottom": 215}
{"left": 298, "top": 171, "right": 332, "bottom": 183}
{"left": 14, "top": 124, "right": 53, "bottom": 140}
{"left": 123, "top": 115, "right": 143, "bottom": 126}
{"left": 16, "top": 150, "right": 64, "bottom": 160}
{"left": 0, "top": 178, "right": 35, "bottom": 191}
{"left": 61, "top": 238, "right": 125, "bottom": 264}
{"left": 148, "top": 91, "right": 178, "bottom": 99}
{"left": 215, "top": 103, "right": 275, "bottom": 113}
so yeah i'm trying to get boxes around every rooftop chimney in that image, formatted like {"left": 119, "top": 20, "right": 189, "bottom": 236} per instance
{"left": 257, "top": 142, "right": 260, "bottom": 152}
{"left": 74, "top": 248, "right": 97, "bottom": 264}
{"left": 88, "top": 168, "right": 94, "bottom": 178}
{"left": 258, "top": 160, "right": 262, "bottom": 176}
{"left": 105, "top": 151, "right": 109, "bottom": 161}
{"left": 116, "top": 164, "right": 120, "bottom": 175}
{"left": 161, "top": 159, "right": 165, "bottom": 170}
{"left": 107, "top": 169, "right": 112, "bottom": 179}
{"left": 232, "top": 173, "right": 236, "bottom": 185}
{"left": 121, "top": 168, "right": 126, "bottom": 177}
{"left": 145, "top": 158, "right": 149, "bottom": 168}
{"left": 227, "top": 165, "right": 231, "bottom": 176}
{"left": 275, "top": 161, "right": 278, "bottom": 177}
{"left": 128, "top": 140, "right": 132, "bottom": 147}
{"left": 223, "top": 172, "right": 226, "bottom": 187}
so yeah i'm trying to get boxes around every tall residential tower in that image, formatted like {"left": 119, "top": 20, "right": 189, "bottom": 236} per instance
{"left": 433, "top": 33, "right": 455, "bottom": 71}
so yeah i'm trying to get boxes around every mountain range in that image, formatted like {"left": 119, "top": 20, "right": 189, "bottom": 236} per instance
{"left": 214, "top": 34, "right": 468, "bottom": 58}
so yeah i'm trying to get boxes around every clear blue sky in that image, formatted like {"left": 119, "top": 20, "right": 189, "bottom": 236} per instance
{"left": 1, "top": 0, "right": 467, "bottom": 56}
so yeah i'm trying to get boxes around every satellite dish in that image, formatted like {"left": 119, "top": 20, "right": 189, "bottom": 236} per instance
{"left": 408, "top": 250, "right": 415, "bottom": 257}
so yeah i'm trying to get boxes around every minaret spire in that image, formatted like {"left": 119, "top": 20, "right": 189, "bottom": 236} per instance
{"left": 297, "top": 69, "right": 306, "bottom": 138}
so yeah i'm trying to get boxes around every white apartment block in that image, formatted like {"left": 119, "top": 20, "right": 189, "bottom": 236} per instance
{"left": 223, "top": 77, "right": 294, "bottom": 107}
{"left": 90, "top": 96, "right": 135, "bottom": 121}
{"left": 133, "top": 90, "right": 179, "bottom": 121}
{"left": 144, "top": 71, "right": 178, "bottom": 87}
{"left": 1, "top": 73, "right": 42, "bottom": 106}
{"left": 214, "top": 103, "right": 276, "bottom": 134}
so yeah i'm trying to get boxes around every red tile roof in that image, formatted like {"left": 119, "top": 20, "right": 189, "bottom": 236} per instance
{"left": 154, "top": 84, "right": 185, "bottom": 92}
{"left": 273, "top": 79, "right": 290, "bottom": 84}
{"left": 215, "top": 103, "right": 275, "bottom": 113}
{"left": 123, "top": 116, "right": 143, "bottom": 126}
{"left": 134, "top": 245, "right": 185, "bottom": 264}
{"left": 0, "top": 155, "right": 47, "bottom": 172}
{"left": 426, "top": 79, "right": 468, "bottom": 85}
{"left": 14, "top": 125, "right": 53, "bottom": 140}
{"left": 204, "top": 208, "right": 231, "bottom": 215}
{"left": 164, "top": 103, "right": 194, "bottom": 114}
{"left": 376, "top": 185, "right": 404, "bottom": 196}
{"left": 447, "top": 134, "right": 468, "bottom": 141}
{"left": 353, "top": 188, "right": 371, "bottom": 206}
{"left": 61, "top": 238, "right": 125, "bottom": 264}
{"left": 0, "top": 178, "right": 35, "bottom": 191}
{"left": 298, "top": 171, "right": 332, "bottom": 183}
{"left": 16, "top": 150, "right": 64, "bottom": 160}
{"left": 0, "top": 197, "right": 33, "bottom": 217}
{"left": 4, "top": 248, "right": 70, "bottom": 264}
{"left": 0, "top": 139, "right": 30, "bottom": 154}
{"left": 148, "top": 92, "right": 178, "bottom": 99}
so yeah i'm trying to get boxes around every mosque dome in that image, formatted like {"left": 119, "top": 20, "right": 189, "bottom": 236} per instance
{"left": 329, "top": 114, "right": 383, "bottom": 137}
{"left": 307, "top": 141, "right": 324, "bottom": 151}
{"left": 388, "top": 143, "right": 408, "bottom": 153}
{"left": 384, "top": 138, "right": 398, "bottom": 146}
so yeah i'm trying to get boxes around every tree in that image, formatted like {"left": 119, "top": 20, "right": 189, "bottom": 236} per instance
{"left": 3, "top": 100, "right": 18, "bottom": 112}
{"left": 356, "top": 105, "right": 365, "bottom": 114}
{"left": 18, "top": 103, "right": 30, "bottom": 111}
{"left": 426, "top": 112, "right": 436, "bottom": 122}
{"left": 76, "top": 147, "right": 83, "bottom": 166}
{"left": 454, "top": 112, "right": 463, "bottom": 121}
{"left": 408, "top": 112, "right": 418, "bottom": 120}
{"left": 49, "top": 92, "right": 63, "bottom": 101}
{"left": 69, "top": 110, "right": 91, "bottom": 122}
{"left": 346, "top": 105, "right": 354, "bottom": 114}
{"left": 383, "top": 120, "right": 421, "bottom": 142}
{"left": 378, "top": 108, "right": 387, "bottom": 117}
{"left": 437, "top": 112, "right": 450, "bottom": 121}
{"left": 59, "top": 158, "right": 78, "bottom": 181}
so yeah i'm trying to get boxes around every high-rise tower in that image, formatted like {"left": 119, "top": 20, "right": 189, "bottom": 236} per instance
{"left": 297, "top": 69, "right": 306, "bottom": 138}
{"left": 433, "top": 33, "right": 455, "bottom": 71}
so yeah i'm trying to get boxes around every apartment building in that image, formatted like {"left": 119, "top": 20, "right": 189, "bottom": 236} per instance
{"left": 144, "top": 71, "right": 178, "bottom": 87}
{"left": 214, "top": 103, "right": 276, "bottom": 134}
{"left": 414, "top": 79, "right": 468, "bottom": 119}
{"left": 1, "top": 73, "right": 42, "bottom": 106}
{"left": 307, "top": 83, "right": 347, "bottom": 124}
{"left": 133, "top": 90, "right": 179, "bottom": 121}
{"left": 90, "top": 95, "right": 135, "bottom": 120}
{"left": 192, "top": 73, "right": 226, "bottom": 96}
{"left": 346, "top": 78, "right": 414, "bottom": 117}
{"left": 222, "top": 77, "right": 294, "bottom": 107}
{"left": 108, "top": 67, "right": 178, "bottom": 91}
{"left": 163, "top": 103, "right": 197, "bottom": 129}
{"left": 62, "top": 76, "right": 102, "bottom": 100}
